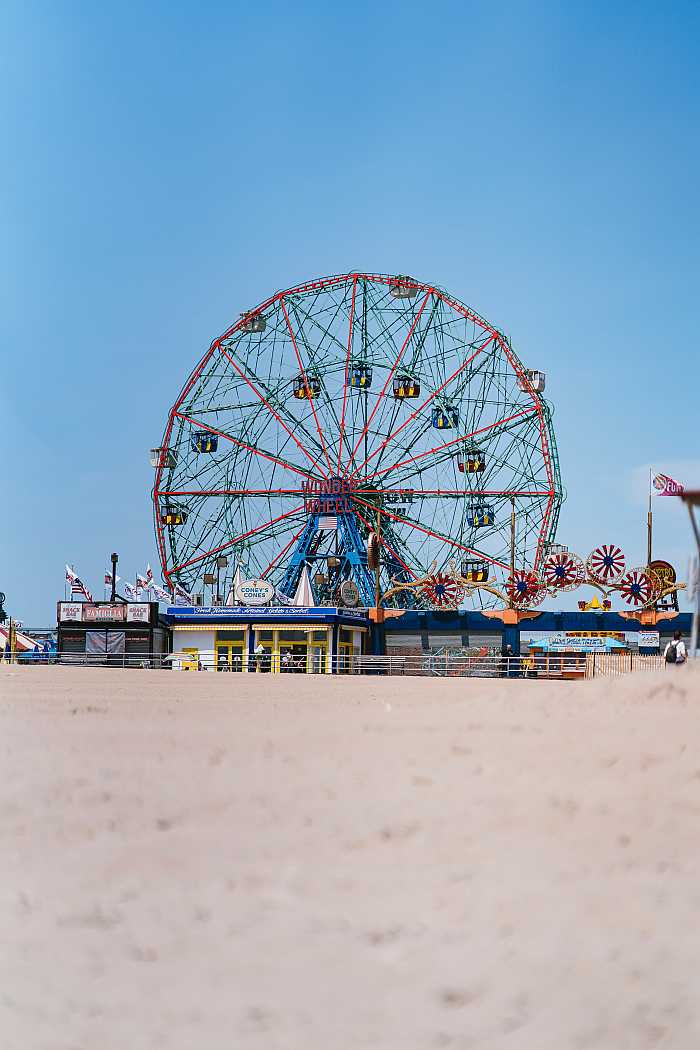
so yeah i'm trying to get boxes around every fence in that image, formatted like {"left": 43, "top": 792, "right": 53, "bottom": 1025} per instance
{"left": 585, "top": 651, "right": 665, "bottom": 677}
{"left": 10, "top": 648, "right": 671, "bottom": 678}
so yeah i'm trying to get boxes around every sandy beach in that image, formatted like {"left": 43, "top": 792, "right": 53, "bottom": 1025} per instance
{"left": 1, "top": 664, "right": 699, "bottom": 1049}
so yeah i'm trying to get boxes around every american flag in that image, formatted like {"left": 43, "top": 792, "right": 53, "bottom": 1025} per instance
{"left": 66, "top": 565, "right": 92, "bottom": 602}
{"left": 318, "top": 516, "right": 338, "bottom": 530}
{"left": 71, "top": 577, "right": 93, "bottom": 602}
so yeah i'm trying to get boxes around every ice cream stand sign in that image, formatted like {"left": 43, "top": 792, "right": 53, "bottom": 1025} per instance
{"left": 234, "top": 578, "right": 275, "bottom": 606}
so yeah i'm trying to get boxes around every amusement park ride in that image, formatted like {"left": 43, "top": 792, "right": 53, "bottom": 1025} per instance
{"left": 150, "top": 272, "right": 683, "bottom": 622}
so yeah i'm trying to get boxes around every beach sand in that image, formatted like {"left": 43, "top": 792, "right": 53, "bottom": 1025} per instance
{"left": 1, "top": 664, "right": 699, "bottom": 1049}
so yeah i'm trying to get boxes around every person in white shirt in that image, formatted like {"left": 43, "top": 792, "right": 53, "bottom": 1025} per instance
{"left": 663, "top": 631, "right": 687, "bottom": 667}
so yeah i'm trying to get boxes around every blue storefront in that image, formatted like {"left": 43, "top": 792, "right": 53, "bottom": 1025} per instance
{"left": 376, "top": 609, "right": 693, "bottom": 657}
{"left": 163, "top": 604, "right": 691, "bottom": 671}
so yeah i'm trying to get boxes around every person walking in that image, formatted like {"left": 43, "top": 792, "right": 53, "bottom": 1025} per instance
{"left": 663, "top": 630, "right": 687, "bottom": 667}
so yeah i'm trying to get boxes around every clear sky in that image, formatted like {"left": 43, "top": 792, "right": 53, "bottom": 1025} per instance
{"left": 3, "top": 0, "right": 699, "bottom": 625}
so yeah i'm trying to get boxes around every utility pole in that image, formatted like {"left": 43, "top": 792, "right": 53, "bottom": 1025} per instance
{"left": 509, "top": 496, "right": 516, "bottom": 607}
{"left": 647, "top": 469, "right": 653, "bottom": 566}
{"left": 375, "top": 506, "right": 382, "bottom": 610}
{"left": 7, "top": 616, "right": 15, "bottom": 664}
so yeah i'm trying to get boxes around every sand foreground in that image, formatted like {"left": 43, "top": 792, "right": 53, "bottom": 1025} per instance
{"left": 1, "top": 664, "right": 699, "bottom": 1049}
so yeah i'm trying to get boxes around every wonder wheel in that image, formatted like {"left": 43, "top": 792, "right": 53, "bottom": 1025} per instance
{"left": 152, "top": 273, "right": 563, "bottom": 607}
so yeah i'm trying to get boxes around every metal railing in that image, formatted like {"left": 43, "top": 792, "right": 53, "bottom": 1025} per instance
{"left": 11, "top": 649, "right": 673, "bottom": 678}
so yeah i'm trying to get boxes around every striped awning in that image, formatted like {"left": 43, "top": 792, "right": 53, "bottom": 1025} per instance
{"left": 253, "top": 624, "right": 330, "bottom": 632}
{"left": 171, "top": 624, "right": 247, "bottom": 632}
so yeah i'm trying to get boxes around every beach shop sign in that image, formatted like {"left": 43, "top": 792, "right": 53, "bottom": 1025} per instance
{"left": 548, "top": 633, "right": 621, "bottom": 651}
{"left": 233, "top": 578, "right": 275, "bottom": 606}
{"left": 58, "top": 602, "right": 151, "bottom": 623}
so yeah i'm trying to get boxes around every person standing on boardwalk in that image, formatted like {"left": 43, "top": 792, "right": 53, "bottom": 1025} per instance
{"left": 663, "top": 631, "right": 687, "bottom": 667}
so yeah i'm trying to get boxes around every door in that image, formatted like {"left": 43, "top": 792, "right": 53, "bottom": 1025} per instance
{"left": 215, "top": 641, "right": 245, "bottom": 671}
{"left": 308, "top": 642, "right": 327, "bottom": 674}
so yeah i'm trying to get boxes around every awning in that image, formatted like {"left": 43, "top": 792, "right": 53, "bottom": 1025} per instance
{"left": 171, "top": 624, "right": 248, "bottom": 632}
{"left": 253, "top": 624, "right": 330, "bottom": 632}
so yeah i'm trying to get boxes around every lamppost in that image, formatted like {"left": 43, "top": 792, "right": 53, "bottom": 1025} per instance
{"left": 216, "top": 556, "right": 228, "bottom": 604}
{"left": 110, "top": 553, "right": 118, "bottom": 602}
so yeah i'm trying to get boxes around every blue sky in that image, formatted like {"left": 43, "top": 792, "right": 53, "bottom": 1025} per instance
{"left": 3, "top": 0, "right": 699, "bottom": 624}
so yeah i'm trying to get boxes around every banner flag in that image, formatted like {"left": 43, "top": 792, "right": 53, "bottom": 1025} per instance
{"left": 123, "top": 582, "right": 138, "bottom": 600}
{"left": 173, "top": 582, "right": 193, "bottom": 605}
{"left": 653, "top": 472, "right": 684, "bottom": 496}
{"left": 151, "top": 583, "right": 171, "bottom": 602}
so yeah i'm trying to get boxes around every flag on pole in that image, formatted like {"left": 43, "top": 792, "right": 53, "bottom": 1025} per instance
{"left": 123, "top": 582, "right": 138, "bottom": 600}
{"left": 104, "top": 571, "right": 121, "bottom": 587}
{"left": 151, "top": 583, "right": 171, "bottom": 602}
{"left": 653, "top": 473, "right": 684, "bottom": 496}
{"left": 66, "top": 565, "right": 93, "bottom": 602}
{"left": 173, "top": 582, "right": 193, "bottom": 605}
{"left": 136, "top": 573, "right": 150, "bottom": 591}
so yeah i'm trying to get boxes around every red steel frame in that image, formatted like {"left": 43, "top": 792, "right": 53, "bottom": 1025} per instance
{"left": 154, "top": 273, "right": 559, "bottom": 591}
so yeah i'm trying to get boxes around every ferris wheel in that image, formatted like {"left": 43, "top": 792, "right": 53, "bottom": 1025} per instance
{"left": 152, "top": 273, "right": 563, "bottom": 607}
